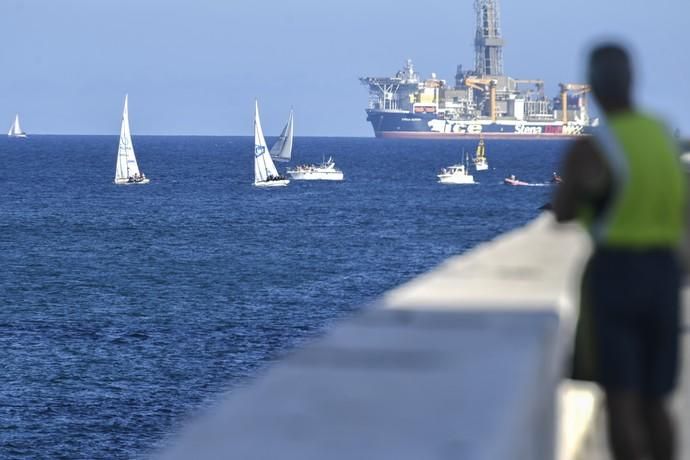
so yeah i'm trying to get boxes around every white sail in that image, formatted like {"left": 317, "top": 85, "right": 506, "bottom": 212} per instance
{"left": 114, "top": 95, "right": 144, "bottom": 183}
{"left": 8, "top": 114, "right": 26, "bottom": 137}
{"left": 254, "top": 100, "right": 280, "bottom": 183}
{"left": 270, "top": 109, "right": 294, "bottom": 162}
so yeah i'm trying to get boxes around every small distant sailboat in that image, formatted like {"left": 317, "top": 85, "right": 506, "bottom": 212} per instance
{"left": 438, "top": 152, "right": 475, "bottom": 184}
{"left": 114, "top": 95, "right": 149, "bottom": 185}
{"left": 254, "top": 101, "right": 289, "bottom": 187}
{"left": 473, "top": 135, "right": 488, "bottom": 171}
{"left": 7, "top": 114, "right": 27, "bottom": 138}
{"left": 270, "top": 109, "right": 294, "bottom": 162}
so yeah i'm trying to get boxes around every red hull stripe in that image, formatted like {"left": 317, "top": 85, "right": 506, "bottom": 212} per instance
{"left": 376, "top": 131, "right": 589, "bottom": 140}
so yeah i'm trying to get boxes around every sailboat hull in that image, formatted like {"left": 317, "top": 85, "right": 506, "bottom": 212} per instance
{"left": 254, "top": 179, "right": 290, "bottom": 187}
{"left": 114, "top": 178, "right": 150, "bottom": 185}
{"left": 8, "top": 133, "right": 27, "bottom": 139}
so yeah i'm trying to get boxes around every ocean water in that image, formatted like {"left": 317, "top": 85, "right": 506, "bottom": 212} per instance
{"left": 0, "top": 136, "right": 567, "bottom": 459}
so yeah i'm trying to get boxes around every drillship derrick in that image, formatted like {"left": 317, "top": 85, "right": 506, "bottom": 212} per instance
{"left": 360, "top": 0, "right": 595, "bottom": 139}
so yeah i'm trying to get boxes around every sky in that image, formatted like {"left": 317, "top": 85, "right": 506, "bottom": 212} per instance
{"left": 1, "top": 0, "right": 688, "bottom": 137}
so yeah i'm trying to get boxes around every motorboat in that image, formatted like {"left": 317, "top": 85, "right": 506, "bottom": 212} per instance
{"left": 438, "top": 155, "right": 475, "bottom": 184}
{"left": 504, "top": 175, "right": 529, "bottom": 186}
{"left": 287, "top": 156, "right": 344, "bottom": 181}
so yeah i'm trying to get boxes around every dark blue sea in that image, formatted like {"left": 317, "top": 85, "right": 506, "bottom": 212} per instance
{"left": 0, "top": 136, "right": 567, "bottom": 459}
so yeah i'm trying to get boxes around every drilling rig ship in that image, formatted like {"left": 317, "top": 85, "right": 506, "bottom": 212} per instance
{"left": 360, "top": 0, "right": 596, "bottom": 140}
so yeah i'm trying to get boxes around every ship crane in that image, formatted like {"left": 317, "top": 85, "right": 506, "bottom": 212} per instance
{"left": 464, "top": 76, "right": 499, "bottom": 121}
{"left": 559, "top": 83, "right": 591, "bottom": 123}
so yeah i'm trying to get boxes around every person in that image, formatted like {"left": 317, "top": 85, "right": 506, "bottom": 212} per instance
{"left": 553, "top": 43, "right": 686, "bottom": 460}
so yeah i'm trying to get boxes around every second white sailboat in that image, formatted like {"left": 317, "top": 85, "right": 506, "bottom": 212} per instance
{"left": 270, "top": 109, "right": 293, "bottom": 162}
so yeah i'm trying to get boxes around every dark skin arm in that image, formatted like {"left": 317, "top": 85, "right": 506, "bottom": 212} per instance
{"left": 553, "top": 138, "right": 613, "bottom": 222}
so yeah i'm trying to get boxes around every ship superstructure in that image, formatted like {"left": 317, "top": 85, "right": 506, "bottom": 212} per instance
{"left": 360, "top": 0, "right": 596, "bottom": 139}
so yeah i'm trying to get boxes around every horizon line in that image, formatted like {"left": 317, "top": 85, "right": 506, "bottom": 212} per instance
{"left": 5, "top": 133, "right": 375, "bottom": 138}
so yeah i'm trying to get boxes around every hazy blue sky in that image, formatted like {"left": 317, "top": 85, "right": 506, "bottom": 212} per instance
{"left": 1, "top": 0, "right": 688, "bottom": 136}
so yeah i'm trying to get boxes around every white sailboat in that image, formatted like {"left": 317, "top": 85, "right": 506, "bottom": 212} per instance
{"left": 270, "top": 109, "right": 293, "bottom": 162}
{"left": 254, "top": 101, "right": 289, "bottom": 187}
{"left": 7, "top": 114, "right": 27, "bottom": 138}
{"left": 114, "top": 95, "right": 149, "bottom": 185}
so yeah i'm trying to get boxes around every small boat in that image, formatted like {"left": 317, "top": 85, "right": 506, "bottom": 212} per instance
{"left": 114, "top": 95, "right": 150, "bottom": 185}
{"left": 287, "top": 156, "right": 344, "bottom": 181}
{"left": 270, "top": 109, "right": 294, "bottom": 163}
{"left": 7, "top": 114, "right": 27, "bottom": 138}
{"left": 254, "top": 101, "right": 289, "bottom": 187}
{"left": 550, "top": 172, "right": 563, "bottom": 184}
{"left": 473, "top": 136, "right": 488, "bottom": 171}
{"left": 504, "top": 175, "right": 530, "bottom": 186}
{"left": 438, "top": 153, "right": 475, "bottom": 184}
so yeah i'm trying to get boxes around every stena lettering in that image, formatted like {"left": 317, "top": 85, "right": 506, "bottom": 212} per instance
{"left": 562, "top": 123, "right": 584, "bottom": 135}
{"left": 515, "top": 124, "right": 543, "bottom": 135}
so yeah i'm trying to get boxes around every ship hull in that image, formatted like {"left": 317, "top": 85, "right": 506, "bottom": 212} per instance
{"left": 366, "top": 109, "right": 594, "bottom": 140}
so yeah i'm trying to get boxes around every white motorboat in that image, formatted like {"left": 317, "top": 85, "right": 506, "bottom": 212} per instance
{"left": 270, "top": 109, "right": 293, "bottom": 163}
{"left": 438, "top": 154, "right": 475, "bottom": 184}
{"left": 114, "top": 95, "right": 150, "bottom": 185}
{"left": 7, "top": 114, "right": 27, "bottom": 138}
{"left": 254, "top": 101, "right": 289, "bottom": 187}
{"left": 287, "top": 156, "right": 344, "bottom": 181}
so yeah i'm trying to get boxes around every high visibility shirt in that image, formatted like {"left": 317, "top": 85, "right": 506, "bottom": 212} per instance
{"left": 591, "top": 111, "right": 685, "bottom": 248}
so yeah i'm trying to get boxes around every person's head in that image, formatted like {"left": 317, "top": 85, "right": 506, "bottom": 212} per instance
{"left": 588, "top": 43, "right": 633, "bottom": 113}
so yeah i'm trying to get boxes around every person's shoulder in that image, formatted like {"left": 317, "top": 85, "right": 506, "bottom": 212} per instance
{"left": 562, "top": 136, "right": 611, "bottom": 192}
{"left": 632, "top": 110, "right": 671, "bottom": 133}
{"left": 564, "top": 137, "right": 602, "bottom": 166}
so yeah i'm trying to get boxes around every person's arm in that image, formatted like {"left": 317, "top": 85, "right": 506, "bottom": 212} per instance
{"left": 553, "top": 138, "right": 611, "bottom": 223}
